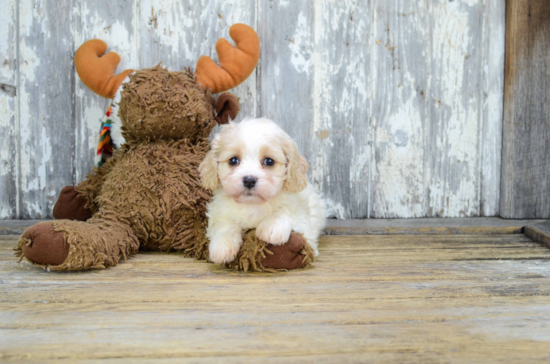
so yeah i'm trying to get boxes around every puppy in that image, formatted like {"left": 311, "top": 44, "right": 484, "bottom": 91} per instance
{"left": 199, "top": 117, "right": 326, "bottom": 264}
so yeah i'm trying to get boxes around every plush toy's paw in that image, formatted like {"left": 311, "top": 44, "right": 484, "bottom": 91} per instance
{"left": 255, "top": 218, "right": 292, "bottom": 246}
{"left": 20, "top": 223, "right": 69, "bottom": 266}
{"left": 52, "top": 186, "right": 92, "bottom": 221}
{"left": 261, "top": 232, "right": 312, "bottom": 270}
{"left": 209, "top": 232, "right": 242, "bottom": 264}
{"left": 226, "top": 230, "right": 314, "bottom": 272}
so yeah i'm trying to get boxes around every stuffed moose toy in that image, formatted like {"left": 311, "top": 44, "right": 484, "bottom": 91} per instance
{"left": 15, "top": 24, "right": 314, "bottom": 272}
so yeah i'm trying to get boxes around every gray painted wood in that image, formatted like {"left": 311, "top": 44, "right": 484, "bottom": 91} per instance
{"left": 138, "top": 0, "right": 257, "bottom": 119}
{"left": 4, "top": 217, "right": 548, "bottom": 236}
{"left": 73, "top": 0, "right": 139, "bottom": 183}
{"left": 325, "top": 217, "right": 549, "bottom": 236}
{"left": 259, "top": 0, "right": 505, "bottom": 218}
{"left": 310, "top": 0, "right": 373, "bottom": 219}
{"left": 371, "top": 0, "right": 504, "bottom": 218}
{"left": 501, "top": 0, "right": 550, "bottom": 218}
{"left": 0, "top": 0, "right": 508, "bottom": 219}
{"left": 18, "top": 0, "right": 75, "bottom": 218}
{"left": 0, "top": 0, "right": 18, "bottom": 219}
{"left": 258, "top": 0, "right": 316, "bottom": 209}
{"left": 524, "top": 221, "right": 550, "bottom": 250}
{"left": 4, "top": 217, "right": 550, "bottom": 237}
{"left": 481, "top": 0, "right": 505, "bottom": 217}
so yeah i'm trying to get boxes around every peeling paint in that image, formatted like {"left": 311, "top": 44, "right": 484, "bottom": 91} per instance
{"left": 0, "top": 0, "right": 17, "bottom": 218}
{"left": 0, "top": 0, "right": 505, "bottom": 219}
{"left": 370, "top": 0, "right": 503, "bottom": 218}
{"left": 289, "top": 12, "right": 312, "bottom": 74}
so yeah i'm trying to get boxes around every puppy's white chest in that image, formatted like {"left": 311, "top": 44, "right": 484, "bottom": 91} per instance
{"left": 239, "top": 204, "right": 272, "bottom": 229}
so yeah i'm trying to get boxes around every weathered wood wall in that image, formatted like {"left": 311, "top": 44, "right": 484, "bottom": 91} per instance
{"left": 501, "top": 0, "right": 550, "bottom": 219}
{"left": 0, "top": 0, "right": 505, "bottom": 219}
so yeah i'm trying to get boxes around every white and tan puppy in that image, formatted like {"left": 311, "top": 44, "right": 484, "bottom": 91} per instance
{"left": 199, "top": 117, "right": 326, "bottom": 264}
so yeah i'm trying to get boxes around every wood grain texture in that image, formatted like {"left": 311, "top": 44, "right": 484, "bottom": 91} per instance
{"left": 371, "top": 0, "right": 504, "bottom": 218}
{"left": 3, "top": 233, "right": 550, "bottom": 362}
{"left": 258, "top": 0, "right": 316, "bottom": 208}
{"left": 324, "top": 217, "right": 549, "bottom": 236}
{"left": 138, "top": 0, "right": 257, "bottom": 119}
{"left": 480, "top": 0, "right": 506, "bottom": 217}
{"left": 501, "top": 0, "right": 550, "bottom": 218}
{"left": 525, "top": 221, "right": 550, "bottom": 249}
{"left": 17, "top": 0, "right": 76, "bottom": 218}
{"left": 0, "top": 0, "right": 508, "bottom": 219}
{"left": 258, "top": 0, "right": 504, "bottom": 218}
{"left": 74, "top": 0, "right": 259, "bottom": 186}
{"left": 73, "top": 0, "right": 139, "bottom": 183}
{"left": 0, "top": 0, "right": 18, "bottom": 219}
{"left": 4, "top": 217, "right": 549, "bottom": 236}
{"left": 308, "top": 0, "right": 373, "bottom": 219}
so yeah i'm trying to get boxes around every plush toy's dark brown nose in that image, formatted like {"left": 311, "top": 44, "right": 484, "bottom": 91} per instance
{"left": 243, "top": 176, "right": 257, "bottom": 189}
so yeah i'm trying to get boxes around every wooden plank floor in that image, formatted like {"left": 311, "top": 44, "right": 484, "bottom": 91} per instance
{"left": 2, "top": 232, "right": 550, "bottom": 362}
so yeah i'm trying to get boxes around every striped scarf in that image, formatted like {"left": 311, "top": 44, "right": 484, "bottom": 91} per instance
{"left": 97, "top": 103, "right": 115, "bottom": 167}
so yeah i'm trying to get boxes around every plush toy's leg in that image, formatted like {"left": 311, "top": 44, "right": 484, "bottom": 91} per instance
{"left": 226, "top": 230, "right": 315, "bottom": 272}
{"left": 52, "top": 186, "right": 93, "bottom": 221}
{"left": 14, "top": 219, "right": 139, "bottom": 271}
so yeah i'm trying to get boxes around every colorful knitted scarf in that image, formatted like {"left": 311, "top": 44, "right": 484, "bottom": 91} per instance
{"left": 97, "top": 103, "right": 115, "bottom": 167}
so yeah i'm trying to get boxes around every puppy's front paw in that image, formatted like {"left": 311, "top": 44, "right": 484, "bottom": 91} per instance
{"left": 209, "top": 233, "right": 242, "bottom": 264}
{"left": 256, "top": 218, "right": 292, "bottom": 245}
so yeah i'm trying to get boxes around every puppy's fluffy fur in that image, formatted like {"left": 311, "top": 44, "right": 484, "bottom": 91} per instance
{"left": 199, "top": 117, "right": 326, "bottom": 264}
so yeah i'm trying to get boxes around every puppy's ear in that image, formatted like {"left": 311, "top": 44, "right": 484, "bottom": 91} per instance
{"left": 282, "top": 137, "right": 309, "bottom": 193}
{"left": 199, "top": 136, "right": 221, "bottom": 190}
{"left": 215, "top": 93, "right": 240, "bottom": 125}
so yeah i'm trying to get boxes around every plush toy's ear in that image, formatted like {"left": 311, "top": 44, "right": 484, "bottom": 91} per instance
{"left": 75, "top": 39, "right": 133, "bottom": 98}
{"left": 215, "top": 93, "right": 240, "bottom": 124}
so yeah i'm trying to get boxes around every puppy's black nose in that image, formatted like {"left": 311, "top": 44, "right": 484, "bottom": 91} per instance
{"left": 243, "top": 176, "right": 257, "bottom": 189}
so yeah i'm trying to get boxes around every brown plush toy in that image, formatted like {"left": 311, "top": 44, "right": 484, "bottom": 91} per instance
{"left": 15, "top": 24, "right": 314, "bottom": 272}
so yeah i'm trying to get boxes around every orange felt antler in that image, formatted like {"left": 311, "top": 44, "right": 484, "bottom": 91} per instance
{"left": 195, "top": 24, "right": 260, "bottom": 94}
{"left": 74, "top": 39, "right": 133, "bottom": 99}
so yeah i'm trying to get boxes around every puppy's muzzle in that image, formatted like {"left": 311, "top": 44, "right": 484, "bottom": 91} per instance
{"left": 243, "top": 176, "right": 257, "bottom": 189}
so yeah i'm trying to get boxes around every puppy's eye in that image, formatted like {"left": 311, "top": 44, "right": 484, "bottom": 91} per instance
{"left": 229, "top": 157, "right": 240, "bottom": 166}
{"left": 263, "top": 158, "right": 275, "bottom": 166}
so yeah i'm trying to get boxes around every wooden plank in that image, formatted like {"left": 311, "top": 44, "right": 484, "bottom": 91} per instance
{"left": 371, "top": 0, "right": 505, "bottom": 218}
{"left": 3, "top": 235, "right": 550, "bottom": 291}
{"left": 2, "top": 233, "right": 550, "bottom": 362}
{"left": 0, "top": 0, "right": 18, "bottom": 219}
{"left": 138, "top": 0, "right": 257, "bottom": 119}
{"left": 0, "top": 0, "right": 509, "bottom": 220}
{"left": 0, "top": 219, "right": 44, "bottom": 230}
{"left": 480, "top": 0, "right": 506, "bottom": 216}
{"left": 0, "top": 220, "right": 42, "bottom": 235}
{"left": 3, "top": 218, "right": 550, "bottom": 236}
{"left": 324, "top": 217, "right": 549, "bottom": 235}
{"left": 525, "top": 221, "right": 550, "bottom": 249}
{"left": 73, "top": 0, "right": 139, "bottom": 183}
{"left": 501, "top": 0, "right": 550, "bottom": 218}
{"left": 3, "top": 236, "right": 549, "bottom": 286}
{"left": 4, "top": 259, "right": 549, "bottom": 285}
{"left": 306, "top": 0, "right": 373, "bottom": 218}
{"left": 18, "top": 0, "right": 75, "bottom": 218}
{"left": 257, "top": 1, "right": 318, "bottom": 207}
{"left": 15, "top": 352, "right": 550, "bottom": 364}
{"left": 5, "top": 295, "right": 550, "bottom": 318}
{"left": 2, "top": 322, "right": 550, "bottom": 362}
{"left": 370, "top": 0, "right": 430, "bottom": 218}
